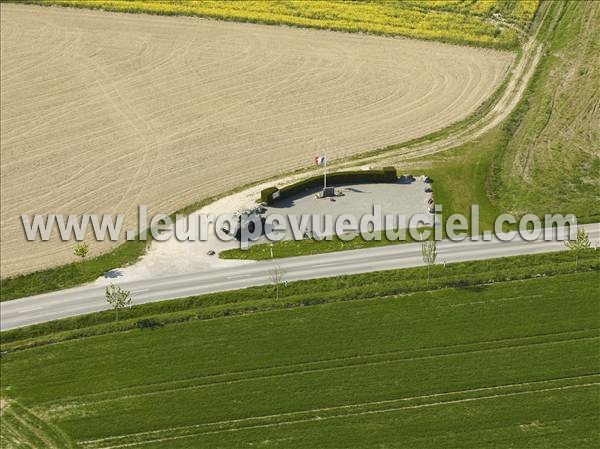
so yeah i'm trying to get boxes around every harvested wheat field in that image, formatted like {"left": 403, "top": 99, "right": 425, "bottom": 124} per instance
{"left": 0, "top": 4, "right": 512, "bottom": 276}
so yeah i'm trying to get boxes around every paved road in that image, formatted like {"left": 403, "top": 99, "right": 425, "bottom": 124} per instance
{"left": 2, "top": 224, "right": 598, "bottom": 330}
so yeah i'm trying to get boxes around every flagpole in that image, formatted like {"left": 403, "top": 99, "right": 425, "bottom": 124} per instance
{"left": 324, "top": 153, "right": 327, "bottom": 190}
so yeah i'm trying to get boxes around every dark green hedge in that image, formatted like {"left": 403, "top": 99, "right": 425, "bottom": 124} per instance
{"left": 261, "top": 167, "right": 397, "bottom": 205}
{"left": 260, "top": 186, "right": 279, "bottom": 205}
{"left": 382, "top": 166, "right": 397, "bottom": 179}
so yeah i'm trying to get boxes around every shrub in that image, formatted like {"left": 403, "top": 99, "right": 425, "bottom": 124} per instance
{"left": 260, "top": 186, "right": 279, "bottom": 205}
{"left": 135, "top": 318, "right": 163, "bottom": 329}
{"left": 382, "top": 166, "right": 398, "bottom": 181}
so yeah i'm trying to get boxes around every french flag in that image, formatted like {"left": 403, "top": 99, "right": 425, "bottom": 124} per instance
{"left": 315, "top": 155, "right": 326, "bottom": 166}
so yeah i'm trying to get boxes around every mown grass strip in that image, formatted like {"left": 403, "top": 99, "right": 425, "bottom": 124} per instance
{"left": 0, "top": 237, "right": 149, "bottom": 302}
{"left": 219, "top": 227, "right": 428, "bottom": 260}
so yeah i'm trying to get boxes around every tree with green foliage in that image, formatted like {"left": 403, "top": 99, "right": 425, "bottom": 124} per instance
{"left": 73, "top": 241, "right": 89, "bottom": 259}
{"left": 564, "top": 227, "right": 591, "bottom": 271}
{"left": 105, "top": 284, "right": 132, "bottom": 321}
{"left": 421, "top": 238, "right": 437, "bottom": 285}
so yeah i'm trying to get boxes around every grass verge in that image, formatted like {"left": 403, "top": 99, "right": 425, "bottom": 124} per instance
{"left": 219, "top": 227, "right": 431, "bottom": 260}
{"left": 2, "top": 249, "right": 598, "bottom": 353}
{"left": 0, "top": 238, "right": 149, "bottom": 302}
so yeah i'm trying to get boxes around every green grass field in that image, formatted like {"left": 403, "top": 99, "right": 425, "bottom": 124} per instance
{"left": 6, "top": 0, "right": 539, "bottom": 49}
{"left": 428, "top": 0, "right": 598, "bottom": 224}
{"left": 490, "top": 0, "right": 600, "bottom": 220}
{"left": 397, "top": 1, "right": 598, "bottom": 227}
{"left": 1, "top": 252, "right": 599, "bottom": 448}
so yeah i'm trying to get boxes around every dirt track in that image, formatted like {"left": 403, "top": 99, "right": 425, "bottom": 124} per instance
{"left": 0, "top": 4, "right": 512, "bottom": 276}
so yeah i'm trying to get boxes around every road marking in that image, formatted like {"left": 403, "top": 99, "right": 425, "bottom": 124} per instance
{"left": 17, "top": 305, "right": 43, "bottom": 313}
{"left": 227, "top": 274, "right": 252, "bottom": 279}
{"left": 312, "top": 262, "right": 339, "bottom": 267}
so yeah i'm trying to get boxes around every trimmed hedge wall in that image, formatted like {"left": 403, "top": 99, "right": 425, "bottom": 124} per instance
{"left": 260, "top": 186, "right": 279, "bottom": 204}
{"left": 260, "top": 167, "right": 397, "bottom": 205}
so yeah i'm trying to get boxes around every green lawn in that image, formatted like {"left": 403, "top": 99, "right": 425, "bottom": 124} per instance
{"left": 1, "top": 252, "right": 599, "bottom": 448}
{"left": 219, "top": 226, "right": 431, "bottom": 260}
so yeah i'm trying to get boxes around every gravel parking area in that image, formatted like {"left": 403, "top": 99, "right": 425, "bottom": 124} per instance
{"left": 264, "top": 178, "right": 432, "bottom": 238}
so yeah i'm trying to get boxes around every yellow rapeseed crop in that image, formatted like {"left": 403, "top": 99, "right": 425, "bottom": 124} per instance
{"left": 26, "top": 0, "right": 540, "bottom": 49}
